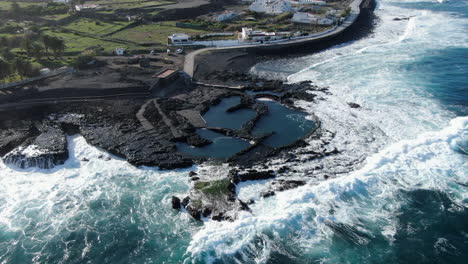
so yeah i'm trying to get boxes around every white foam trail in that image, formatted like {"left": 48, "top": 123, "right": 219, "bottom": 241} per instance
{"left": 187, "top": 0, "right": 468, "bottom": 261}
{"left": 187, "top": 117, "right": 467, "bottom": 262}
{"left": 0, "top": 136, "right": 198, "bottom": 263}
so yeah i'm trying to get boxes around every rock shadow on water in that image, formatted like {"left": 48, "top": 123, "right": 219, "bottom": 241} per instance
{"left": 176, "top": 129, "right": 252, "bottom": 159}
{"left": 252, "top": 99, "right": 316, "bottom": 148}
{"left": 202, "top": 96, "right": 256, "bottom": 130}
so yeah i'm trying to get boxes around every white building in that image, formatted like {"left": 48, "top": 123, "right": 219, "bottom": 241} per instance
{"left": 298, "top": 0, "right": 327, "bottom": 5}
{"left": 115, "top": 48, "right": 126, "bottom": 56}
{"left": 168, "top": 33, "right": 191, "bottom": 45}
{"left": 292, "top": 12, "right": 334, "bottom": 25}
{"left": 249, "top": 0, "right": 293, "bottom": 14}
{"left": 75, "top": 4, "right": 100, "bottom": 11}
{"left": 54, "top": 0, "right": 70, "bottom": 3}
{"left": 239, "top": 27, "right": 290, "bottom": 42}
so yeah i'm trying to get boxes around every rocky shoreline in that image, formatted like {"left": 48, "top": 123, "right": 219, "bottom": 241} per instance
{"left": 0, "top": 73, "right": 325, "bottom": 170}
{"left": 0, "top": 0, "right": 377, "bottom": 222}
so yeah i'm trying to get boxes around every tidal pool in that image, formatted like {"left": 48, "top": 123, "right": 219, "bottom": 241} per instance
{"left": 252, "top": 99, "right": 315, "bottom": 148}
{"left": 203, "top": 96, "right": 256, "bottom": 130}
{"left": 178, "top": 97, "right": 315, "bottom": 159}
{"left": 176, "top": 129, "right": 251, "bottom": 159}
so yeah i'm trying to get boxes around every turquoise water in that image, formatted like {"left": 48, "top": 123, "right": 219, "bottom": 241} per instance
{"left": 1, "top": 0, "right": 467, "bottom": 263}
{"left": 176, "top": 129, "right": 251, "bottom": 159}
{"left": 182, "top": 97, "right": 314, "bottom": 157}
{"left": 202, "top": 96, "right": 256, "bottom": 130}
{"left": 252, "top": 100, "right": 315, "bottom": 148}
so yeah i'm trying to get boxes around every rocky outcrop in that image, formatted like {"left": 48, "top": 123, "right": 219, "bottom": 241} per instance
{"left": 3, "top": 124, "right": 68, "bottom": 169}
{"left": 0, "top": 120, "right": 38, "bottom": 157}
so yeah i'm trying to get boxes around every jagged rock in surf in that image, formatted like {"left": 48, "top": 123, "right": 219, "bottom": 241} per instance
{"left": 3, "top": 126, "right": 68, "bottom": 169}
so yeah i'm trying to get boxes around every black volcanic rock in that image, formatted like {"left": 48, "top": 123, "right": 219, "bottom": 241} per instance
{"left": 348, "top": 102, "right": 361, "bottom": 108}
{"left": 0, "top": 120, "right": 38, "bottom": 157}
{"left": 3, "top": 125, "right": 68, "bottom": 169}
{"left": 272, "top": 180, "right": 306, "bottom": 191}
{"left": 171, "top": 196, "right": 181, "bottom": 210}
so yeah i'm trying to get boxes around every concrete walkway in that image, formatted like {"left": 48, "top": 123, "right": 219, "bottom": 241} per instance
{"left": 136, "top": 99, "right": 156, "bottom": 130}
{"left": 183, "top": 0, "right": 363, "bottom": 77}
{"left": 153, "top": 99, "right": 182, "bottom": 139}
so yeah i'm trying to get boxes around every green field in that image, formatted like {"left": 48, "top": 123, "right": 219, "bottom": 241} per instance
{"left": 0, "top": 1, "right": 43, "bottom": 11}
{"left": 110, "top": 23, "right": 208, "bottom": 45}
{"left": 43, "top": 30, "right": 132, "bottom": 52}
{"left": 41, "top": 13, "right": 71, "bottom": 21}
{"left": 64, "top": 18, "right": 131, "bottom": 36}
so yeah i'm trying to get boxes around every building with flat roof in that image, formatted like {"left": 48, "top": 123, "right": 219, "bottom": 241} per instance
{"left": 240, "top": 27, "right": 290, "bottom": 42}
{"left": 249, "top": 0, "right": 293, "bottom": 14}
{"left": 168, "top": 34, "right": 191, "bottom": 45}
{"left": 292, "top": 12, "right": 335, "bottom": 25}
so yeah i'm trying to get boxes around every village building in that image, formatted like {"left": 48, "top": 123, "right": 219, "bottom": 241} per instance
{"left": 249, "top": 0, "right": 293, "bottom": 14}
{"left": 75, "top": 4, "right": 100, "bottom": 11}
{"left": 298, "top": 0, "right": 327, "bottom": 5}
{"left": 239, "top": 27, "right": 290, "bottom": 42}
{"left": 168, "top": 33, "right": 191, "bottom": 45}
{"left": 115, "top": 48, "right": 126, "bottom": 56}
{"left": 292, "top": 12, "right": 335, "bottom": 25}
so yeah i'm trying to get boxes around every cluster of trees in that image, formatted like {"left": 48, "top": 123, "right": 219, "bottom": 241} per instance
{"left": 0, "top": 53, "right": 37, "bottom": 80}
{"left": 0, "top": 33, "right": 66, "bottom": 81}
{"left": 0, "top": 33, "right": 65, "bottom": 59}
{"left": 8, "top": 2, "right": 69, "bottom": 17}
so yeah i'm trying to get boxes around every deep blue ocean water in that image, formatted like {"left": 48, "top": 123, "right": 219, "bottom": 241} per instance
{"left": 0, "top": 0, "right": 467, "bottom": 263}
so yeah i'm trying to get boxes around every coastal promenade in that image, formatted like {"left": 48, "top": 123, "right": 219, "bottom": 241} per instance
{"left": 184, "top": 0, "right": 363, "bottom": 78}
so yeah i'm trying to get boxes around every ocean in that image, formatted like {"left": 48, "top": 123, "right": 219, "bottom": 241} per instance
{"left": 0, "top": 0, "right": 467, "bottom": 263}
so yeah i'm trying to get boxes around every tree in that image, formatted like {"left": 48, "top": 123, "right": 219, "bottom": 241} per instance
{"left": 0, "top": 58, "right": 12, "bottom": 80}
{"left": 31, "top": 42, "right": 44, "bottom": 60}
{"left": 10, "top": 2, "right": 21, "bottom": 16}
{"left": 73, "top": 50, "right": 95, "bottom": 69}
{"left": 41, "top": 35, "right": 65, "bottom": 58}
{"left": 0, "top": 36, "right": 8, "bottom": 48}
{"left": 49, "top": 37, "right": 65, "bottom": 58}
{"left": 12, "top": 57, "right": 32, "bottom": 79}
{"left": 1, "top": 48, "right": 16, "bottom": 61}
{"left": 22, "top": 36, "right": 33, "bottom": 56}
{"left": 41, "top": 34, "right": 52, "bottom": 58}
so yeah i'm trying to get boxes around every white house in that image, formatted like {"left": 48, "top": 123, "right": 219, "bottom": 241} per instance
{"left": 240, "top": 27, "right": 290, "bottom": 42}
{"left": 298, "top": 0, "right": 327, "bottom": 5}
{"left": 53, "top": 0, "right": 70, "bottom": 3}
{"left": 115, "top": 48, "right": 126, "bottom": 56}
{"left": 75, "top": 4, "right": 100, "bottom": 11}
{"left": 249, "top": 0, "right": 293, "bottom": 14}
{"left": 292, "top": 12, "right": 334, "bottom": 25}
{"left": 168, "top": 33, "right": 191, "bottom": 45}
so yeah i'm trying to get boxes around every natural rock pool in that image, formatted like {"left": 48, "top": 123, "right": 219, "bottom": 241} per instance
{"left": 202, "top": 96, "right": 256, "bottom": 130}
{"left": 252, "top": 99, "right": 316, "bottom": 148}
{"left": 176, "top": 129, "right": 251, "bottom": 159}
{"left": 177, "top": 96, "right": 315, "bottom": 159}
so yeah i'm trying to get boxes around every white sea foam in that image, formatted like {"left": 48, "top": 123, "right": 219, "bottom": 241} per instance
{"left": 0, "top": 136, "right": 198, "bottom": 263}
{"left": 186, "top": 0, "right": 468, "bottom": 262}
{"left": 187, "top": 117, "right": 467, "bottom": 262}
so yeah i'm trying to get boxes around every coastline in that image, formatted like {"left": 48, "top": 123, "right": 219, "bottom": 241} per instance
{"left": 0, "top": 0, "right": 377, "bottom": 222}
{"left": 186, "top": 0, "right": 377, "bottom": 81}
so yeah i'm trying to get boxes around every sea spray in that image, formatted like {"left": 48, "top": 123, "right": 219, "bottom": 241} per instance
{"left": 187, "top": 117, "right": 467, "bottom": 263}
